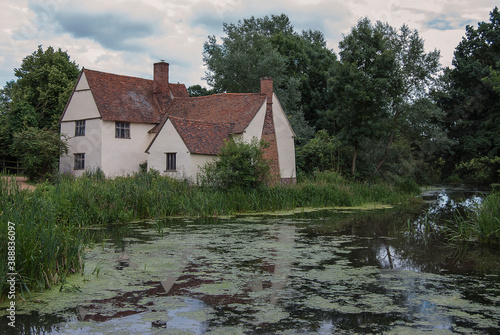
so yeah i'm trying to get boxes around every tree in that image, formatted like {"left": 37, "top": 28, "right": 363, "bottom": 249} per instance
{"left": 326, "top": 18, "right": 441, "bottom": 176}
{"left": 198, "top": 138, "right": 270, "bottom": 189}
{"left": 187, "top": 84, "right": 217, "bottom": 97}
{"left": 202, "top": 14, "right": 336, "bottom": 144}
{"left": 439, "top": 7, "right": 500, "bottom": 168}
{"left": 296, "top": 130, "right": 344, "bottom": 174}
{"left": 0, "top": 46, "right": 79, "bottom": 160}
{"left": 11, "top": 127, "right": 69, "bottom": 181}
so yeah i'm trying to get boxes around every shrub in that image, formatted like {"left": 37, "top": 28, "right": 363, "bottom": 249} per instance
{"left": 11, "top": 127, "right": 68, "bottom": 181}
{"left": 198, "top": 138, "right": 270, "bottom": 189}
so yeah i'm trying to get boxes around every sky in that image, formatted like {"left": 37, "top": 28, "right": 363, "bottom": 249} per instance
{"left": 0, "top": 0, "right": 498, "bottom": 89}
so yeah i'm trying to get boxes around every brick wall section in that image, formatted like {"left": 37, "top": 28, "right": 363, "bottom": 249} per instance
{"left": 260, "top": 77, "right": 281, "bottom": 184}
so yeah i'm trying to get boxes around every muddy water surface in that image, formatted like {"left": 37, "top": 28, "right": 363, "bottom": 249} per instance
{"left": 2, "top": 187, "right": 499, "bottom": 334}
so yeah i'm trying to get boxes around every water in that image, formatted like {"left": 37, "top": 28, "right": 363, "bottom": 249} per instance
{"left": 2, "top": 187, "right": 499, "bottom": 334}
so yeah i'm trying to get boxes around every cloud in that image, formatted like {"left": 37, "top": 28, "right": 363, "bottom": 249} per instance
{"left": 53, "top": 11, "right": 155, "bottom": 51}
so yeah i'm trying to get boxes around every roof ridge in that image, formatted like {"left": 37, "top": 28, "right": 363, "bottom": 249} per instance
{"left": 188, "top": 92, "right": 263, "bottom": 99}
{"left": 84, "top": 68, "right": 152, "bottom": 81}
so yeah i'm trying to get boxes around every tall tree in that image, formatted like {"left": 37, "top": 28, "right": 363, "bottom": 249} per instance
{"left": 202, "top": 14, "right": 336, "bottom": 144}
{"left": 440, "top": 7, "right": 500, "bottom": 166}
{"left": 326, "top": 18, "right": 441, "bottom": 176}
{"left": 0, "top": 46, "right": 79, "bottom": 159}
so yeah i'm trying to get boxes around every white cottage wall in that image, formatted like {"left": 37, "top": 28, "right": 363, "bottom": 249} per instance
{"left": 101, "top": 121, "right": 155, "bottom": 177}
{"left": 147, "top": 120, "right": 191, "bottom": 179}
{"left": 272, "top": 94, "right": 296, "bottom": 181}
{"left": 60, "top": 118, "right": 103, "bottom": 176}
{"left": 61, "top": 73, "right": 100, "bottom": 121}
{"left": 241, "top": 104, "right": 266, "bottom": 142}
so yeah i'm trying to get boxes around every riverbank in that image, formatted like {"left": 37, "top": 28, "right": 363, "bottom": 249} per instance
{"left": 0, "top": 170, "right": 421, "bottom": 298}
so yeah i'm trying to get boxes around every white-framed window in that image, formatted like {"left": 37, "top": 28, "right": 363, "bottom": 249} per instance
{"left": 75, "top": 120, "right": 85, "bottom": 136}
{"left": 115, "top": 122, "right": 130, "bottom": 138}
{"left": 74, "top": 153, "right": 85, "bottom": 170}
{"left": 166, "top": 153, "right": 176, "bottom": 171}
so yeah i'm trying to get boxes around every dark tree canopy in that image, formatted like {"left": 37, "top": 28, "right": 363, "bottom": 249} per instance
{"left": 440, "top": 7, "right": 500, "bottom": 165}
{"left": 325, "top": 18, "right": 442, "bottom": 176}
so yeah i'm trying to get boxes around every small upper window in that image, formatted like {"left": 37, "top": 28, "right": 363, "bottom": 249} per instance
{"left": 74, "top": 153, "right": 85, "bottom": 170}
{"left": 115, "top": 122, "right": 130, "bottom": 138}
{"left": 75, "top": 120, "right": 85, "bottom": 136}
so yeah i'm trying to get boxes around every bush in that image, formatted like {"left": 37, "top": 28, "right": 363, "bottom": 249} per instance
{"left": 454, "top": 156, "right": 500, "bottom": 185}
{"left": 198, "top": 138, "right": 270, "bottom": 189}
{"left": 11, "top": 127, "right": 68, "bottom": 181}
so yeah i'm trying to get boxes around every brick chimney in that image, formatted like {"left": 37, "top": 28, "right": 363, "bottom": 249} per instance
{"left": 260, "top": 77, "right": 280, "bottom": 184}
{"left": 153, "top": 61, "right": 169, "bottom": 96}
{"left": 260, "top": 77, "right": 273, "bottom": 105}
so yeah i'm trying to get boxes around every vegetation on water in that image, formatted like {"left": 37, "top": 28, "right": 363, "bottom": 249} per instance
{"left": 0, "top": 169, "right": 420, "bottom": 298}
{"left": 443, "top": 191, "right": 500, "bottom": 244}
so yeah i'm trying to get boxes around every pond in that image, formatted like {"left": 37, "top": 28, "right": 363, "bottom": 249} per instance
{"left": 2, "top": 187, "right": 499, "bottom": 334}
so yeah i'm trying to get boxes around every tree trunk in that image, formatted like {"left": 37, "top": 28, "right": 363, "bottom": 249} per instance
{"left": 373, "top": 130, "right": 395, "bottom": 174}
{"left": 351, "top": 148, "right": 358, "bottom": 176}
{"left": 374, "top": 107, "right": 401, "bottom": 175}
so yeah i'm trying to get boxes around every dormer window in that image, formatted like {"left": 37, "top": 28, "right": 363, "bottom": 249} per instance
{"left": 75, "top": 120, "right": 85, "bottom": 136}
{"left": 115, "top": 122, "right": 130, "bottom": 138}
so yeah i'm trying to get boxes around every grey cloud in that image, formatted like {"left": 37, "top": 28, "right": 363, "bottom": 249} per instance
{"left": 54, "top": 11, "right": 155, "bottom": 51}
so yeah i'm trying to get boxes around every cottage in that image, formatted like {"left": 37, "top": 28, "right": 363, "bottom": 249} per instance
{"left": 60, "top": 62, "right": 296, "bottom": 183}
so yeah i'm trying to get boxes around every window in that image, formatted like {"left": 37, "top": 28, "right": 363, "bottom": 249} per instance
{"left": 75, "top": 120, "right": 85, "bottom": 136}
{"left": 166, "top": 153, "right": 176, "bottom": 171}
{"left": 115, "top": 122, "right": 130, "bottom": 138}
{"left": 74, "top": 153, "right": 85, "bottom": 170}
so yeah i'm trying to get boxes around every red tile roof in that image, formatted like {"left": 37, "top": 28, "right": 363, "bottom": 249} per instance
{"left": 169, "top": 116, "right": 234, "bottom": 155}
{"left": 165, "top": 93, "right": 266, "bottom": 133}
{"left": 83, "top": 68, "right": 188, "bottom": 124}
{"left": 74, "top": 68, "right": 269, "bottom": 157}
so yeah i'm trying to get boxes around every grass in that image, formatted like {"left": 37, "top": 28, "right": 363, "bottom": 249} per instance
{"left": 0, "top": 170, "right": 419, "bottom": 299}
{"left": 444, "top": 192, "right": 500, "bottom": 244}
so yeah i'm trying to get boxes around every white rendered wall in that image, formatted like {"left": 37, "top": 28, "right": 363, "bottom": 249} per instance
{"left": 100, "top": 121, "right": 155, "bottom": 177}
{"left": 241, "top": 103, "right": 266, "bottom": 142}
{"left": 60, "top": 118, "right": 103, "bottom": 177}
{"left": 190, "top": 154, "right": 216, "bottom": 180}
{"left": 147, "top": 119, "right": 191, "bottom": 179}
{"left": 60, "top": 72, "right": 104, "bottom": 176}
{"left": 272, "top": 94, "right": 296, "bottom": 180}
{"left": 61, "top": 73, "right": 100, "bottom": 121}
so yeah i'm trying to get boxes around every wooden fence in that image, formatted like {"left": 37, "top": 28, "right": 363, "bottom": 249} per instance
{"left": 0, "top": 158, "right": 24, "bottom": 174}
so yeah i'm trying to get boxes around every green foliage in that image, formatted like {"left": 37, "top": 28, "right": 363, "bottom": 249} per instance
{"left": 444, "top": 191, "right": 500, "bottom": 244}
{"left": 325, "top": 18, "right": 441, "bottom": 177}
{"left": 0, "top": 45, "right": 79, "bottom": 160}
{"left": 440, "top": 7, "right": 500, "bottom": 167}
{"left": 453, "top": 156, "right": 500, "bottom": 185}
{"left": 11, "top": 127, "right": 69, "bottom": 181}
{"left": 187, "top": 84, "right": 217, "bottom": 97}
{"left": 198, "top": 138, "right": 270, "bottom": 189}
{"left": 296, "top": 130, "right": 344, "bottom": 174}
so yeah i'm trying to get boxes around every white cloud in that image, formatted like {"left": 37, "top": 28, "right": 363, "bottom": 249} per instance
{"left": 0, "top": 0, "right": 497, "bottom": 87}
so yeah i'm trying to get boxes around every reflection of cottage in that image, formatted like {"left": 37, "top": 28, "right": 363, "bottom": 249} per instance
{"left": 59, "top": 62, "right": 296, "bottom": 183}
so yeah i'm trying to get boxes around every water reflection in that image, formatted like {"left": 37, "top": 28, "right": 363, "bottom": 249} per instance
{"left": 3, "top": 187, "right": 499, "bottom": 334}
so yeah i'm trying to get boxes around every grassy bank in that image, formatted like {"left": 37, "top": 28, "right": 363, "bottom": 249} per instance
{"left": 0, "top": 171, "right": 419, "bottom": 298}
{"left": 445, "top": 191, "right": 500, "bottom": 244}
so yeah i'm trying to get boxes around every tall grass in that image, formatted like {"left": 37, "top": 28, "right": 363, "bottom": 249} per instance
{"left": 0, "top": 170, "right": 418, "bottom": 298}
{"left": 447, "top": 192, "right": 500, "bottom": 243}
